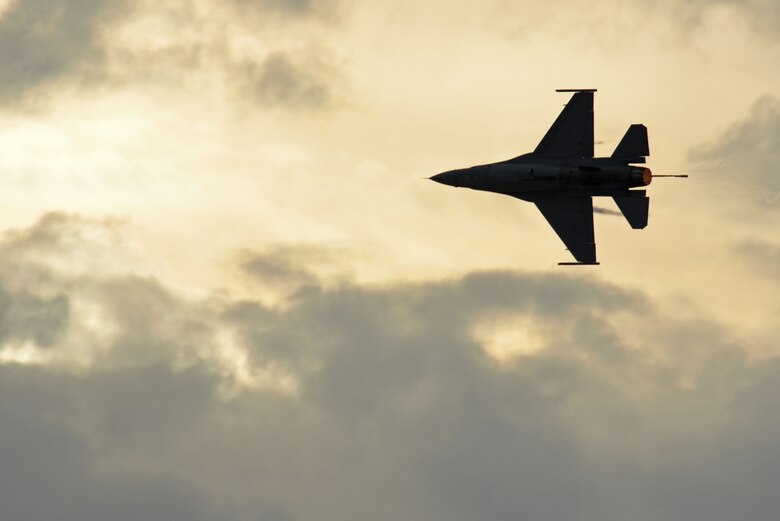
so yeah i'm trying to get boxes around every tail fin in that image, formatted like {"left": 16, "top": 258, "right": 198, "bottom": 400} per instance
{"left": 613, "top": 191, "right": 649, "bottom": 229}
{"left": 612, "top": 124, "right": 649, "bottom": 163}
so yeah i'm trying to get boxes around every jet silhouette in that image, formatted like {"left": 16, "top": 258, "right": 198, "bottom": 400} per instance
{"left": 431, "top": 89, "right": 686, "bottom": 265}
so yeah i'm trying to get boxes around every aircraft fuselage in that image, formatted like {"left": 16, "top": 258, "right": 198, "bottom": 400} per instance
{"left": 432, "top": 155, "right": 652, "bottom": 199}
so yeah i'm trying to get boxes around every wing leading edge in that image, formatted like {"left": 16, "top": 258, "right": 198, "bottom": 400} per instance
{"left": 533, "top": 197, "right": 598, "bottom": 264}
{"left": 533, "top": 91, "right": 594, "bottom": 159}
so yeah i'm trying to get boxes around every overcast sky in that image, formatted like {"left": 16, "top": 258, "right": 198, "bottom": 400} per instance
{"left": 1, "top": 1, "right": 779, "bottom": 520}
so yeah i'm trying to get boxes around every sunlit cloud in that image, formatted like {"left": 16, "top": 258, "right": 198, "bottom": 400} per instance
{"left": 1, "top": 0, "right": 780, "bottom": 519}
{"left": 690, "top": 95, "right": 780, "bottom": 205}
{"left": 0, "top": 213, "right": 778, "bottom": 520}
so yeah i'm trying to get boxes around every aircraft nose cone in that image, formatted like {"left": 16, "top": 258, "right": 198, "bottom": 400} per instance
{"left": 431, "top": 170, "right": 459, "bottom": 186}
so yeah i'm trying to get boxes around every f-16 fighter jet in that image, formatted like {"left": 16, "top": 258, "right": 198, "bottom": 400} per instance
{"left": 431, "top": 89, "right": 686, "bottom": 265}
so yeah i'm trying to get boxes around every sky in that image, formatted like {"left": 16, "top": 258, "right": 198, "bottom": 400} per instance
{"left": 1, "top": 1, "right": 779, "bottom": 520}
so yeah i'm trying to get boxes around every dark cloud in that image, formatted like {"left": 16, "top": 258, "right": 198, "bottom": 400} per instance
{"left": 0, "top": 363, "right": 245, "bottom": 521}
{"left": 230, "top": 0, "right": 337, "bottom": 17}
{"left": 0, "top": 288, "right": 68, "bottom": 347}
{"left": 599, "top": 0, "right": 780, "bottom": 40}
{"left": 0, "top": 0, "right": 129, "bottom": 105}
{"left": 690, "top": 96, "right": 780, "bottom": 205}
{"left": 237, "top": 244, "right": 355, "bottom": 301}
{"left": 733, "top": 239, "right": 780, "bottom": 281}
{"left": 2, "top": 213, "right": 780, "bottom": 520}
{"left": 239, "top": 51, "right": 339, "bottom": 110}
{"left": 0, "top": 213, "right": 88, "bottom": 349}
{"left": 0, "top": 211, "right": 123, "bottom": 259}
{"left": 240, "top": 245, "right": 324, "bottom": 286}
{"left": 0, "top": 0, "right": 347, "bottom": 111}
{"left": 686, "top": 0, "right": 780, "bottom": 35}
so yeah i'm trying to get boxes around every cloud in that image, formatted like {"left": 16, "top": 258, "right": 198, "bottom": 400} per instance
{"left": 733, "top": 239, "right": 780, "bottom": 281}
{"left": 228, "top": 0, "right": 343, "bottom": 20}
{"left": 2, "top": 212, "right": 780, "bottom": 520}
{"left": 0, "top": 0, "right": 348, "bottom": 110}
{"left": 687, "top": 0, "right": 780, "bottom": 35}
{"left": 0, "top": 363, "right": 244, "bottom": 521}
{"left": 114, "top": 2, "right": 349, "bottom": 111}
{"left": 690, "top": 96, "right": 780, "bottom": 205}
{"left": 0, "top": 288, "right": 68, "bottom": 348}
{"left": 0, "top": 0, "right": 128, "bottom": 105}
{"left": 237, "top": 243, "right": 350, "bottom": 299}
{"left": 238, "top": 51, "right": 341, "bottom": 110}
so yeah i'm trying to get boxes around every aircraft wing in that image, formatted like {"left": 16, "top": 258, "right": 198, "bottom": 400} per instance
{"left": 533, "top": 91, "right": 594, "bottom": 158}
{"left": 533, "top": 196, "right": 597, "bottom": 264}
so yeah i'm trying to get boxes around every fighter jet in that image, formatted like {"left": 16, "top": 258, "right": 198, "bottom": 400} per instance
{"left": 431, "top": 89, "right": 686, "bottom": 265}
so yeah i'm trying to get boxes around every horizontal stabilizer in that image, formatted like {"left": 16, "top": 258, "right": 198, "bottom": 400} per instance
{"left": 613, "top": 192, "right": 649, "bottom": 229}
{"left": 612, "top": 124, "right": 649, "bottom": 163}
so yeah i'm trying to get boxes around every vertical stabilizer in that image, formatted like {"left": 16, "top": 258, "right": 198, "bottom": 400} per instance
{"left": 612, "top": 124, "right": 649, "bottom": 163}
